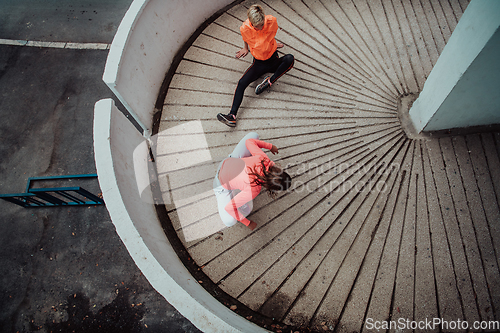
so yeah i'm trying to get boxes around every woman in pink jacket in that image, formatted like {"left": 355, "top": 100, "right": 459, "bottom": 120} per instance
{"left": 213, "top": 132, "right": 292, "bottom": 230}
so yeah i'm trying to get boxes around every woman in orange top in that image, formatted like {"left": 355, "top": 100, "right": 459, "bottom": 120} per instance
{"left": 217, "top": 4, "right": 295, "bottom": 127}
{"left": 213, "top": 132, "right": 292, "bottom": 230}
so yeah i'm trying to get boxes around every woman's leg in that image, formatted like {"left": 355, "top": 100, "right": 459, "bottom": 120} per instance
{"left": 213, "top": 186, "right": 238, "bottom": 227}
{"left": 213, "top": 132, "right": 260, "bottom": 226}
{"left": 269, "top": 54, "right": 295, "bottom": 84}
{"left": 229, "top": 132, "right": 259, "bottom": 158}
{"left": 213, "top": 162, "right": 253, "bottom": 227}
{"left": 255, "top": 52, "right": 294, "bottom": 94}
{"left": 213, "top": 160, "right": 237, "bottom": 227}
{"left": 229, "top": 60, "right": 268, "bottom": 116}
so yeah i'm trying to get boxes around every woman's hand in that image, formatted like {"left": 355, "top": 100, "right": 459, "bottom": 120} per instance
{"left": 247, "top": 221, "right": 257, "bottom": 231}
{"left": 277, "top": 42, "right": 284, "bottom": 49}
{"left": 270, "top": 144, "right": 279, "bottom": 155}
{"left": 236, "top": 48, "right": 249, "bottom": 59}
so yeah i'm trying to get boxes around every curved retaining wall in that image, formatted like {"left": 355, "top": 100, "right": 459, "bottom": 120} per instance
{"left": 96, "top": 0, "right": 268, "bottom": 332}
{"left": 102, "top": 0, "right": 236, "bottom": 135}
{"left": 93, "top": 99, "right": 267, "bottom": 333}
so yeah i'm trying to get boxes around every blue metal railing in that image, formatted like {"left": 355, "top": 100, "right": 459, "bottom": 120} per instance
{"left": 0, "top": 174, "right": 104, "bottom": 208}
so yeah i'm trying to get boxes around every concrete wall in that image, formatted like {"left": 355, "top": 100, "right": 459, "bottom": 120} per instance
{"left": 102, "top": 0, "right": 235, "bottom": 136}
{"left": 409, "top": 0, "right": 500, "bottom": 133}
{"left": 93, "top": 99, "right": 267, "bottom": 333}
{"left": 409, "top": 0, "right": 500, "bottom": 132}
{"left": 96, "top": 0, "right": 271, "bottom": 331}
{"left": 422, "top": 26, "right": 500, "bottom": 131}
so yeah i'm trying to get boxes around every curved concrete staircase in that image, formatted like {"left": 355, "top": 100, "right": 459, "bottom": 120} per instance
{"left": 154, "top": 0, "right": 500, "bottom": 331}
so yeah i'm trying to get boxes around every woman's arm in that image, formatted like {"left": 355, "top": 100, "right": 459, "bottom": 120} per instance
{"left": 245, "top": 138, "right": 277, "bottom": 157}
{"left": 236, "top": 42, "right": 249, "bottom": 59}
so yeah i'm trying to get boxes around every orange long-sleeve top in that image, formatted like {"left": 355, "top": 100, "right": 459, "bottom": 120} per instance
{"left": 219, "top": 139, "right": 275, "bottom": 226}
{"left": 240, "top": 15, "right": 278, "bottom": 61}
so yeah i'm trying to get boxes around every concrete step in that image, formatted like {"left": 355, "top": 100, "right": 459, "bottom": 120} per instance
{"left": 153, "top": 0, "right": 500, "bottom": 330}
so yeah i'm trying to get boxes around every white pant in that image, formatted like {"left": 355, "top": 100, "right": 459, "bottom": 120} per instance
{"left": 213, "top": 132, "right": 259, "bottom": 227}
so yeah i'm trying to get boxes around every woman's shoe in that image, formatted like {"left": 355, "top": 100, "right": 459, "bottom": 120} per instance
{"left": 255, "top": 76, "right": 272, "bottom": 95}
{"left": 217, "top": 113, "right": 236, "bottom": 127}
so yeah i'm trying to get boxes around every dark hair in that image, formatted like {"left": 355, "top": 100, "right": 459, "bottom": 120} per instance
{"left": 249, "top": 160, "right": 292, "bottom": 198}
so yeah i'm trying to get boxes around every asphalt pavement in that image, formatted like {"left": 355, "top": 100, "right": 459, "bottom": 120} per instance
{"left": 0, "top": 1, "right": 202, "bottom": 332}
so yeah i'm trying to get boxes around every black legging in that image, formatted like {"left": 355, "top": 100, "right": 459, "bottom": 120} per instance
{"left": 230, "top": 51, "right": 294, "bottom": 116}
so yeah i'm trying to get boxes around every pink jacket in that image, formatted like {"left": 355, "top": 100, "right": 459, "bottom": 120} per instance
{"left": 219, "top": 139, "right": 274, "bottom": 226}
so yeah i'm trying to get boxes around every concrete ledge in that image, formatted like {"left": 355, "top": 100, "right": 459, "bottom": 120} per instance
{"left": 399, "top": 93, "right": 500, "bottom": 139}
{"left": 409, "top": 0, "right": 500, "bottom": 132}
{"left": 93, "top": 99, "right": 268, "bottom": 333}
{"left": 102, "top": 0, "right": 237, "bottom": 135}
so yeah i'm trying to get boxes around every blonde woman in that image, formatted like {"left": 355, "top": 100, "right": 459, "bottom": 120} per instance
{"left": 217, "top": 4, "right": 294, "bottom": 127}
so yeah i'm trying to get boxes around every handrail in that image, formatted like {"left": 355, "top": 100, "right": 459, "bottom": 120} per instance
{"left": 0, "top": 174, "right": 103, "bottom": 208}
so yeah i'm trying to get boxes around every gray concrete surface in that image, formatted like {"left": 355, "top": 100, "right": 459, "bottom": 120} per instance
{"left": 156, "top": 0, "right": 500, "bottom": 332}
{"left": 0, "top": 0, "right": 130, "bottom": 43}
{"left": 0, "top": 1, "right": 201, "bottom": 332}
